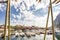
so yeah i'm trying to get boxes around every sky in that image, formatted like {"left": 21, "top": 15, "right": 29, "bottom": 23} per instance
{"left": 0, "top": 0, "right": 60, "bottom": 27}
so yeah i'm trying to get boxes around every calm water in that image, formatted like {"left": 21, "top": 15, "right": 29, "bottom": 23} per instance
{"left": 0, "top": 34, "right": 58, "bottom": 40}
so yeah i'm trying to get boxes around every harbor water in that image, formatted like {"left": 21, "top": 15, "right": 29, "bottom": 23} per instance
{"left": 0, "top": 34, "right": 58, "bottom": 40}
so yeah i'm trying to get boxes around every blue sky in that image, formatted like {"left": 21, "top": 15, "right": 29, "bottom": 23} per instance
{"left": 0, "top": 0, "right": 60, "bottom": 27}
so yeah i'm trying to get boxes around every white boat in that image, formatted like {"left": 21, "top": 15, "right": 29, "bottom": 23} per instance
{"left": 19, "top": 32, "right": 25, "bottom": 37}
{"left": 14, "top": 31, "right": 19, "bottom": 37}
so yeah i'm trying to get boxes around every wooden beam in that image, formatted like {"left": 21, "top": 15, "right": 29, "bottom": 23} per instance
{"left": 0, "top": 1, "right": 7, "bottom": 3}
{"left": 50, "top": 0, "right": 55, "bottom": 40}
{"left": 52, "top": 0, "right": 57, "bottom": 4}
{"left": 4, "top": 2, "right": 8, "bottom": 40}
{"left": 7, "top": 0, "right": 10, "bottom": 40}
{"left": 3, "top": 0, "right": 10, "bottom": 40}
{"left": 36, "top": 0, "right": 41, "bottom": 3}
{"left": 52, "top": 0, "right": 60, "bottom": 4}
{"left": 44, "top": 6, "right": 50, "bottom": 40}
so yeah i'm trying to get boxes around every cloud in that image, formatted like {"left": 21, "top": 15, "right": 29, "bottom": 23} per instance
{"left": 12, "top": 13, "right": 16, "bottom": 18}
{"left": 11, "top": 9, "right": 47, "bottom": 27}
{"left": 0, "top": 0, "right": 60, "bottom": 28}
{"left": 10, "top": 0, "right": 60, "bottom": 28}
{"left": 0, "top": 4, "right": 6, "bottom": 11}
{"left": 10, "top": 0, "right": 50, "bottom": 11}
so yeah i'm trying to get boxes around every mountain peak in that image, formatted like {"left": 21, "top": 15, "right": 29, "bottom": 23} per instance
{"left": 54, "top": 13, "right": 60, "bottom": 26}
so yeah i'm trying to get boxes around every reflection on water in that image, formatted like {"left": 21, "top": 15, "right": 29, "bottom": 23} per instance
{"left": 0, "top": 34, "right": 57, "bottom": 40}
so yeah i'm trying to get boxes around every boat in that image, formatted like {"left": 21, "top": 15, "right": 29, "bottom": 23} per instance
{"left": 25, "top": 32, "right": 35, "bottom": 38}
{"left": 19, "top": 32, "right": 25, "bottom": 37}
{"left": 14, "top": 31, "right": 19, "bottom": 37}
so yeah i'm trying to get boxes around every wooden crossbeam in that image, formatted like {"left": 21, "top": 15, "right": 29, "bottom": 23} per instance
{"left": 36, "top": 0, "right": 41, "bottom": 3}
{"left": 0, "top": 1, "right": 7, "bottom": 3}
{"left": 52, "top": 0, "right": 60, "bottom": 4}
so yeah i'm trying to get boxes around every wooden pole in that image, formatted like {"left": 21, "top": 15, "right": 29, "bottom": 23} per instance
{"left": 0, "top": 1, "right": 8, "bottom": 40}
{"left": 3, "top": 0, "right": 10, "bottom": 40}
{"left": 50, "top": 0, "right": 55, "bottom": 40}
{"left": 4, "top": 7, "right": 7, "bottom": 40}
{"left": 44, "top": 0, "right": 55, "bottom": 40}
{"left": 44, "top": 6, "right": 50, "bottom": 40}
{"left": 7, "top": 0, "right": 10, "bottom": 40}
{"left": 4, "top": 1, "right": 8, "bottom": 40}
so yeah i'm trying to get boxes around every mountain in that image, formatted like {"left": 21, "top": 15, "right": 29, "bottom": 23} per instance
{"left": 54, "top": 13, "right": 60, "bottom": 28}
